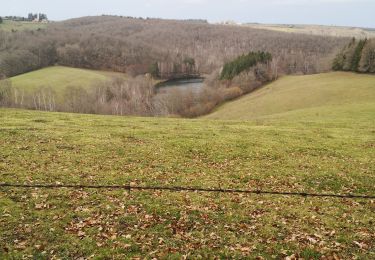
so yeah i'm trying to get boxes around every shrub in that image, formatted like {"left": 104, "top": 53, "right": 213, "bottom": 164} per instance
{"left": 220, "top": 87, "right": 243, "bottom": 101}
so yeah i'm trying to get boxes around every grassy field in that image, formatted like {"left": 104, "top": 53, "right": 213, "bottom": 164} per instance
{"left": 10, "top": 66, "right": 126, "bottom": 94}
{"left": 0, "top": 99, "right": 374, "bottom": 258}
{"left": 0, "top": 20, "right": 47, "bottom": 32}
{"left": 205, "top": 72, "right": 375, "bottom": 121}
{"left": 243, "top": 23, "right": 375, "bottom": 38}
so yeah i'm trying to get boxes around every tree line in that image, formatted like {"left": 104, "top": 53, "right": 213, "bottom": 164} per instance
{"left": 0, "top": 13, "right": 48, "bottom": 22}
{"left": 333, "top": 38, "right": 375, "bottom": 73}
{"left": 0, "top": 76, "right": 155, "bottom": 116}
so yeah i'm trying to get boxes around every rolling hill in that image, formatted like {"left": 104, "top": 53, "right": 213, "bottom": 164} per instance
{"left": 0, "top": 20, "right": 47, "bottom": 31}
{"left": 10, "top": 66, "right": 126, "bottom": 93}
{"left": 1, "top": 16, "right": 347, "bottom": 78}
{"left": 243, "top": 23, "right": 375, "bottom": 38}
{"left": 1, "top": 100, "right": 374, "bottom": 257}
{"left": 1, "top": 71, "right": 375, "bottom": 258}
{"left": 205, "top": 72, "right": 375, "bottom": 122}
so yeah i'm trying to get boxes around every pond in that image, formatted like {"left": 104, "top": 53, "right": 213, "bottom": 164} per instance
{"left": 156, "top": 78, "right": 205, "bottom": 96}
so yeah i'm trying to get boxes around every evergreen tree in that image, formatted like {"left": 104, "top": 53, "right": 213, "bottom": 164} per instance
{"left": 359, "top": 40, "right": 375, "bottom": 73}
{"left": 220, "top": 51, "right": 272, "bottom": 80}
{"left": 332, "top": 38, "right": 374, "bottom": 73}
{"left": 350, "top": 39, "right": 367, "bottom": 72}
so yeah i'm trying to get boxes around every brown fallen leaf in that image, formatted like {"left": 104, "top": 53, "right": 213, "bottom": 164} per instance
{"left": 78, "top": 231, "right": 85, "bottom": 237}
{"left": 353, "top": 241, "right": 368, "bottom": 249}
{"left": 14, "top": 240, "right": 27, "bottom": 250}
{"left": 285, "top": 254, "right": 297, "bottom": 260}
{"left": 35, "top": 203, "right": 44, "bottom": 209}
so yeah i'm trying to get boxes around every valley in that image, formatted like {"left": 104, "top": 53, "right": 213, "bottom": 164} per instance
{"left": 0, "top": 8, "right": 374, "bottom": 259}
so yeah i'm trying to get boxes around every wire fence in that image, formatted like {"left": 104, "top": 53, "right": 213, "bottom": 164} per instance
{"left": 1, "top": 183, "right": 374, "bottom": 199}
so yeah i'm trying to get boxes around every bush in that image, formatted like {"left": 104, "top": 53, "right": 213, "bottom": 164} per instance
{"left": 220, "top": 87, "right": 243, "bottom": 101}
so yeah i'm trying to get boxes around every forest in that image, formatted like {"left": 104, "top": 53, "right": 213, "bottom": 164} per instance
{"left": 0, "top": 16, "right": 347, "bottom": 78}
{"left": 0, "top": 15, "right": 360, "bottom": 117}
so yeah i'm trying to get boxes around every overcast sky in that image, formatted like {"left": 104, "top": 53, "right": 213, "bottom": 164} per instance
{"left": 2, "top": 0, "right": 375, "bottom": 28}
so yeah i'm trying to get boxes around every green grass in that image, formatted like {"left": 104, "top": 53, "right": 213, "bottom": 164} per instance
{"left": 10, "top": 66, "right": 126, "bottom": 94}
{"left": 205, "top": 72, "right": 375, "bottom": 121}
{"left": 0, "top": 101, "right": 374, "bottom": 258}
{"left": 0, "top": 20, "right": 47, "bottom": 32}
{"left": 1, "top": 72, "right": 374, "bottom": 258}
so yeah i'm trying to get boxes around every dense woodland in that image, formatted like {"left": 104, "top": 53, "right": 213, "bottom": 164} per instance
{"left": 0, "top": 16, "right": 347, "bottom": 78}
{"left": 0, "top": 16, "right": 356, "bottom": 117}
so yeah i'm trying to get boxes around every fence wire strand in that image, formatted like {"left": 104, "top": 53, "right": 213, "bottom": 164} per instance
{"left": 1, "top": 183, "right": 374, "bottom": 199}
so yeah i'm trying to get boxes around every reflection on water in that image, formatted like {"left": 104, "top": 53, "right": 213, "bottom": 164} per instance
{"left": 156, "top": 78, "right": 205, "bottom": 95}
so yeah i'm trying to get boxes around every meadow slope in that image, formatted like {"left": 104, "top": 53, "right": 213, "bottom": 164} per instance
{"left": 205, "top": 72, "right": 375, "bottom": 121}
{"left": 0, "top": 103, "right": 374, "bottom": 258}
{"left": 0, "top": 20, "right": 47, "bottom": 32}
{"left": 243, "top": 24, "right": 375, "bottom": 39}
{"left": 10, "top": 66, "right": 126, "bottom": 93}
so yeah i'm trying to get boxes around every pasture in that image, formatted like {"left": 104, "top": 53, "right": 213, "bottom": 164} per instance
{"left": 205, "top": 72, "right": 375, "bottom": 121}
{"left": 0, "top": 102, "right": 374, "bottom": 258}
{"left": 0, "top": 20, "right": 47, "bottom": 31}
{"left": 10, "top": 66, "right": 126, "bottom": 94}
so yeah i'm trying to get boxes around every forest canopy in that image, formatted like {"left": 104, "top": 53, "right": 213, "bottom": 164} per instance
{"left": 0, "top": 16, "right": 348, "bottom": 79}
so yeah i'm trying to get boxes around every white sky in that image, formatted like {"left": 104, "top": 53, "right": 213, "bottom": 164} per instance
{"left": 1, "top": 0, "right": 375, "bottom": 28}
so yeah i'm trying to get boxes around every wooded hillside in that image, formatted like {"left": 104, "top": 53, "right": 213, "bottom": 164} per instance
{"left": 0, "top": 16, "right": 348, "bottom": 78}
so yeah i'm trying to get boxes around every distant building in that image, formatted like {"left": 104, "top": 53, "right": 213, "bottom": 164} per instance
{"left": 32, "top": 13, "right": 40, "bottom": 23}
{"left": 28, "top": 13, "right": 48, "bottom": 23}
{"left": 218, "top": 20, "right": 242, "bottom": 26}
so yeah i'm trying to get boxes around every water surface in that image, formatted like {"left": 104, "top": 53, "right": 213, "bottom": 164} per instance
{"left": 156, "top": 78, "right": 205, "bottom": 95}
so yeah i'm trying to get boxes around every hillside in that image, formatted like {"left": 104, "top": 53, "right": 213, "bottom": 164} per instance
{"left": 0, "top": 105, "right": 374, "bottom": 258}
{"left": 10, "top": 66, "right": 126, "bottom": 93}
{"left": 0, "top": 16, "right": 347, "bottom": 78}
{"left": 205, "top": 72, "right": 375, "bottom": 121}
{"left": 244, "top": 23, "right": 375, "bottom": 39}
{"left": 0, "top": 20, "right": 47, "bottom": 31}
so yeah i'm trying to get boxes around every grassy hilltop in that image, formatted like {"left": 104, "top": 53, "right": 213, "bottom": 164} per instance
{"left": 1, "top": 71, "right": 375, "bottom": 260}
{"left": 10, "top": 66, "right": 126, "bottom": 94}
{"left": 0, "top": 20, "right": 47, "bottom": 31}
{"left": 243, "top": 23, "right": 375, "bottom": 39}
{"left": 205, "top": 72, "right": 375, "bottom": 121}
